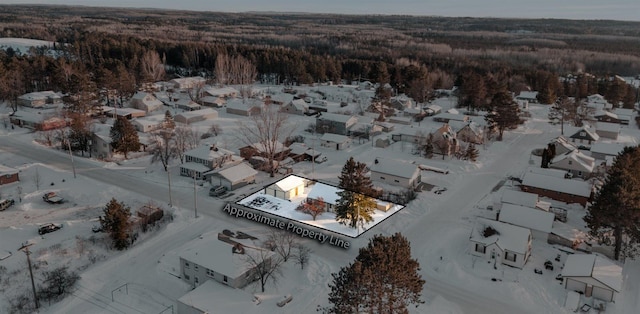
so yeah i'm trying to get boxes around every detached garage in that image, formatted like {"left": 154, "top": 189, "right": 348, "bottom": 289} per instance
{"left": 265, "top": 175, "right": 306, "bottom": 200}
{"left": 561, "top": 254, "right": 622, "bottom": 302}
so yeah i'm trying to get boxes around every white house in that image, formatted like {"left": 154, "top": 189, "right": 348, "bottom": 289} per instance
{"left": 226, "top": 99, "right": 263, "bottom": 116}
{"left": 561, "top": 254, "right": 622, "bottom": 302}
{"left": 549, "top": 136, "right": 578, "bottom": 156}
{"left": 469, "top": 218, "right": 532, "bottom": 269}
{"left": 179, "top": 235, "right": 274, "bottom": 289}
{"left": 129, "top": 92, "right": 163, "bottom": 113}
{"left": 17, "top": 91, "right": 62, "bottom": 108}
{"left": 264, "top": 175, "right": 306, "bottom": 200}
{"left": 549, "top": 149, "right": 596, "bottom": 179}
{"left": 498, "top": 204, "right": 555, "bottom": 240}
{"left": 207, "top": 162, "right": 258, "bottom": 191}
{"left": 320, "top": 133, "right": 352, "bottom": 150}
{"left": 175, "top": 99, "right": 202, "bottom": 111}
{"left": 306, "top": 181, "right": 342, "bottom": 212}
{"left": 132, "top": 114, "right": 165, "bottom": 133}
{"left": 174, "top": 108, "right": 219, "bottom": 124}
{"left": 370, "top": 157, "right": 421, "bottom": 189}
{"left": 180, "top": 144, "right": 239, "bottom": 179}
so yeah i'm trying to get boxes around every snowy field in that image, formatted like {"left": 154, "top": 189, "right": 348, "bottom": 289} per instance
{"left": 1, "top": 84, "right": 640, "bottom": 313}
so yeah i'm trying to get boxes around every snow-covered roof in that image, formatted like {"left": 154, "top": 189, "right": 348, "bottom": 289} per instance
{"left": 470, "top": 218, "right": 531, "bottom": 254}
{"left": 516, "top": 91, "right": 538, "bottom": 100}
{"left": 317, "top": 112, "right": 355, "bottom": 123}
{"left": 562, "top": 254, "right": 622, "bottom": 292}
{"left": 320, "top": 133, "right": 350, "bottom": 144}
{"left": 550, "top": 136, "right": 578, "bottom": 151}
{"left": 226, "top": 99, "right": 262, "bottom": 110}
{"left": 18, "top": 90, "right": 61, "bottom": 101}
{"left": 290, "top": 98, "right": 309, "bottom": 110}
{"left": 175, "top": 108, "right": 218, "bottom": 119}
{"left": 525, "top": 166, "right": 568, "bottom": 178}
{"left": 501, "top": 189, "right": 539, "bottom": 208}
{"left": 216, "top": 163, "right": 258, "bottom": 183}
{"left": 613, "top": 108, "right": 634, "bottom": 118}
{"left": 180, "top": 162, "right": 211, "bottom": 173}
{"left": 521, "top": 172, "right": 592, "bottom": 197}
{"left": 0, "top": 165, "right": 18, "bottom": 175}
{"left": 596, "top": 122, "right": 620, "bottom": 133}
{"left": 370, "top": 157, "right": 419, "bottom": 179}
{"left": 306, "top": 182, "right": 341, "bottom": 205}
{"left": 498, "top": 204, "right": 554, "bottom": 233}
{"left": 550, "top": 150, "right": 595, "bottom": 172}
{"left": 185, "top": 145, "right": 233, "bottom": 161}
{"left": 433, "top": 112, "right": 468, "bottom": 122}
{"left": 590, "top": 143, "right": 625, "bottom": 157}
{"left": 204, "top": 86, "right": 239, "bottom": 97}
{"left": 272, "top": 175, "right": 306, "bottom": 192}
{"left": 177, "top": 280, "right": 258, "bottom": 314}
{"left": 180, "top": 235, "right": 274, "bottom": 278}
{"left": 250, "top": 141, "right": 288, "bottom": 154}
{"left": 594, "top": 110, "right": 618, "bottom": 119}
{"left": 569, "top": 126, "right": 599, "bottom": 141}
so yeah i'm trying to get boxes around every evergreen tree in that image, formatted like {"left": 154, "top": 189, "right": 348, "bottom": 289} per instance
{"left": 110, "top": 117, "right": 141, "bottom": 159}
{"left": 335, "top": 190, "right": 377, "bottom": 231}
{"left": 465, "top": 143, "right": 479, "bottom": 162}
{"left": 326, "top": 233, "right": 425, "bottom": 313}
{"left": 100, "top": 198, "right": 132, "bottom": 250}
{"left": 584, "top": 146, "right": 640, "bottom": 260}
{"left": 423, "top": 134, "right": 434, "bottom": 158}
{"left": 338, "top": 157, "right": 378, "bottom": 196}
{"left": 485, "top": 90, "right": 522, "bottom": 141}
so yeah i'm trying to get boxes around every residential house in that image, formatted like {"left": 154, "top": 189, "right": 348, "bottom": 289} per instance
{"left": 306, "top": 181, "right": 342, "bottom": 212}
{"left": 612, "top": 108, "right": 634, "bottom": 125}
{"left": 423, "top": 104, "right": 442, "bottom": 116}
{"left": 561, "top": 254, "right": 622, "bottom": 302}
{"left": 104, "top": 107, "right": 146, "bottom": 119}
{"left": 432, "top": 112, "right": 469, "bottom": 123}
{"left": 169, "top": 76, "right": 206, "bottom": 91}
{"left": 136, "top": 205, "right": 164, "bottom": 226}
{"left": 593, "top": 110, "right": 621, "bottom": 124}
{"left": 516, "top": 91, "right": 538, "bottom": 103}
{"left": 391, "top": 127, "right": 432, "bottom": 144}
{"left": 177, "top": 281, "right": 258, "bottom": 314}
{"left": 180, "top": 235, "right": 274, "bottom": 289}
{"left": 587, "top": 94, "right": 608, "bottom": 106}
{"left": 180, "top": 144, "right": 239, "bottom": 180}
{"left": 129, "top": 92, "right": 163, "bottom": 113}
{"left": 568, "top": 126, "right": 599, "bottom": 146}
{"left": 91, "top": 124, "right": 114, "bottom": 159}
{"left": 451, "top": 121, "right": 484, "bottom": 144}
{"left": 9, "top": 111, "right": 67, "bottom": 131}
{"left": 239, "top": 141, "right": 291, "bottom": 162}
{"left": 203, "top": 86, "right": 239, "bottom": 99}
{"left": 281, "top": 98, "right": 309, "bottom": 115}
{"left": 595, "top": 122, "right": 620, "bottom": 140}
{"left": 319, "top": 133, "right": 352, "bottom": 150}
{"left": 389, "top": 97, "right": 413, "bottom": 110}
{"left": 287, "top": 143, "right": 321, "bottom": 162}
{"left": 493, "top": 189, "right": 551, "bottom": 212}
{"left": 469, "top": 218, "right": 532, "bottom": 269}
{"left": 316, "top": 113, "right": 358, "bottom": 135}
{"left": 175, "top": 99, "right": 202, "bottom": 111}
{"left": 132, "top": 114, "right": 165, "bottom": 133}
{"left": 498, "top": 204, "right": 555, "bottom": 241}
{"left": 589, "top": 143, "right": 625, "bottom": 161}
{"left": 402, "top": 107, "right": 424, "bottom": 118}
{"left": 370, "top": 157, "right": 421, "bottom": 189}
{"left": 17, "top": 91, "right": 62, "bottom": 108}
{"left": 430, "top": 124, "right": 460, "bottom": 157}
{"left": 226, "top": 99, "right": 262, "bottom": 116}
{"left": 207, "top": 162, "right": 258, "bottom": 191}
{"left": 174, "top": 108, "right": 219, "bottom": 124}
{"left": 265, "top": 175, "right": 306, "bottom": 200}
{"left": 199, "top": 96, "right": 226, "bottom": 108}
{"left": 0, "top": 165, "right": 19, "bottom": 185}
{"left": 549, "top": 150, "right": 596, "bottom": 179}
{"left": 374, "top": 121, "right": 395, "bottom": 133}
{"left": 549, "top": 136, "right": 578, "bottom": 155}
{"left": 388, "top": 116, "right": 413, "bottom": 125}
{"left": 520, "top": 171, "right": 592, "bottom": 207}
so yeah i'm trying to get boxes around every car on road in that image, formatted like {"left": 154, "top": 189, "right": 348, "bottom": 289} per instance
{"left": 0, "top": 199, "right": 15, "bottom": 211}
{"left": 38, "top": 223, "right": 63, "bottom": 235}
{"left": 209, "top": 186, "right": 228, "bottom": 197}
{"left": 43, "top": 192, "right": 64, "bottom": 204}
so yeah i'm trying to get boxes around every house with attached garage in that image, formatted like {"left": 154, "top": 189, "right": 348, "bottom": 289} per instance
{"left": 207, "top": 162, "right": 258, "bottom": 191}
{"left": 520, "top": 169, "right": 593, "bottom": 207}
{"left": 561, "top": 254, "right": 622, "bottom": 302}
{"left": 0, "top": 165, "right": 19, "bottom": 185}
{"left": 315, "top": 112, "right": 358, "bottom": 135}
{"left": 469, "top": 218, "right": 532, "bottom": 269}
{"left": 568, "top": 126, "right": 599, "bottom": 146}
{"left": 548, "top": 149, "right": 596, "bottom": 179}
{"left": 264, "top": 175, "right": 306, "bottom": 200}
{"left": 319, "top": 133, "right": 352, "bottom": 150}
{"left": 370, "top": 157, "right": 421, "bottom": 189}
{"left": 497, "top": 203, "right": 555, "bottom": 241}
{"left": 180, "top": 144, "right": 241, "bottom": 180}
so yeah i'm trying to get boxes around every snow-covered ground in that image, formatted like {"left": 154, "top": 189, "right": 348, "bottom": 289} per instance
{"left": 1, "top": 85, "right": 640, "bottom": 313}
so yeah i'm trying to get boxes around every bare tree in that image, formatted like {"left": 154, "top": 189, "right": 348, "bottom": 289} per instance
{"left": 297, "top": 197, "right": 326, "bottom": 220}
{"left": 140, "top": 50, "right": 166, "bottom": 82}
{"left": 267, "top": 230, "right": 298, "bottom": 262}
{"left": 36, "top": 129, "right": 58, "bottom": 147}
{"left": 294, "top": 244, "right": 312, "bottom": 270}
{"left": 236, "top": 106, "right": 295, "bottom": 177}
{"left": 215, "top": 54, "right": 257, "bottom": 98}
{"left": 243, "top": 245, "right": 284, "bottom": 293}
{"left": 173, "top": 126, "right": 200, "bottom": 163}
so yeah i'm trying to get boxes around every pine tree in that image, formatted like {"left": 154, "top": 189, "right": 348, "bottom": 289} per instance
{"left": 485, "top": 90, "right": 522, "bottom": 141}
{"left": 110, "top": 117, "right": 141, "bottom": 159}
{"left": 100, "top": 198, "right": 132, "bottom": 250}
{"left": 338, "top": 157, "right": 378, "bottom": 197}
{"left": 584, "top": 146, "right": 640, "bottom": 260}
{"left": 335, "top": 190, "right": 377, "bottom": 230}
{"left": 423, "top": 134, "right": 434, "bottom": 158}
{"left": 326, "top": 233, "right": 425, "bottom": 313}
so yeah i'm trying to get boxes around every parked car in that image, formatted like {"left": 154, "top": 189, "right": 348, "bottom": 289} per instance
{"left": 43, "top": 192, "right": 64, "bottom": 204}
{"left": 38, "top": 223, "right": 63, "bottom": 235}
{"left": 0, "top": 199, "right": 15, "bottom": 211}
{"left": 209, "top": 186, "right": 228, "bottom": 197}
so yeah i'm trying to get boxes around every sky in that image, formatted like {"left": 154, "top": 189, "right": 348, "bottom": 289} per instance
{"left": 4, "top": 0, "right": 640, "bottom": 21}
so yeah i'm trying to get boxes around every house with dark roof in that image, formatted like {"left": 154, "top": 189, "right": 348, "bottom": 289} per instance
{"left": 568, "top": 126, "right": 599, "bottom": 146}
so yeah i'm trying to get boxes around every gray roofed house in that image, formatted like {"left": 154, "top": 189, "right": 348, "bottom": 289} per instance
{"left": 319, "top": 133, "right": 352, "bottom": 150}
{"left": 589, "top": 143, "right": 626, "bottom": 161}
{"left": 498, "top": 203, "right": 555, "bottom": 240}
{"left": 561, "top": 254, "right": 622, "bottom": 302}
{"left": 207, "top": 162, "right": 257, "bottom": 191}
{"left": 595, "top": 122, "right": 620, "bottom": 140}
{"left": 370, "top": 157, "right": 421, "bottom": 189}
{"left": 469, "top": 218, "right": 532, "bottom": 269}
{"left": 316, "top": 113, "right": 358, "bottom": 135}
{"left": 549, "top": 149, "right": 595, "bottom": 179}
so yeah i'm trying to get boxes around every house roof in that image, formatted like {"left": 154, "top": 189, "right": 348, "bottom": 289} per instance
{"left": 370, "top": 157, "right": 419, "bottom": 179}
{"left": 175, "top": 108, "right": 218, "bottom": 120}
{"left": 501, "top": 189, "right": 539, "bottom": 208}
{"left": 18, "top": 90, "right": 61, "bottom": 101}
{"left": 596, "top": 122, "right": 621, "bottom": 133}
{"left": 226, "top": 99, "right": 262, "bottom": 110}
{"left": 180, "top": 162, "right": 211, "bottom": 173}
{"left": 569, "top": 126, "right": 600, "bottom": 141}
{"left": 272, "top": 175, "right": 306, "bottom": 192}
{"left": 215, "top": 162, "right": 258, "bottom": 183}
{"left": 521, "top": 172, "right": 592, "bottom": 197}
{"left": 204, "top": 86, "right": 239, "bottom": 97}
{"left": 0, "top": 165, "right": 18, "bottom": 175}
{"left": 249, "top": 141, "right": 288, "bottom": 154}
{"left": 498, "top": 204, "right": 555, "bottom": 233}
{"left": 550, "top": 150, "right": 595, "bottom": 172}
{"left": 517, "top": 91, "right": 538, "bottom": 100}
{"left": 317, "top": 112, "right": 355, "bottom": 124}
{"left": 594, "top": 110, "right": 619, "bottom": 119}
{"left": 590, "top": 143, "right": 625, "bottom": 157}
{"left": 180, "top": 235, "right": 274, "bottom": 278}
{"left": 307, "top": 182, "right": 341, "bottom": 205}
{"left": 550, "top": 136, "right": 578, "bottom": 152}
{"left": 185, "top": 144, "right": 233, "bottom": 161}
{"left": 290, "top": 98, "right": 309, "bottom": 111}
{"left": 524, "top": 166, "right": 568, "bottom": 178}
{"left": 562, "top": 254, "right": 622, "bottom": 292}
{"left": 432, "top": 112, "right": 468, "bottom": 122}
{"left": 470, "top": 218, "right": 531, "bottom": 254}
{"left": 320, "top": 133, "right": 351, "bottom": 144}
{"left": 177, "top": 280, "right": 258, "bottom": 314}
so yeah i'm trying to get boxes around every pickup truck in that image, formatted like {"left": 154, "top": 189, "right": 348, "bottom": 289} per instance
{"left": 43, "top": 192, "right": 64, "bottom": 204}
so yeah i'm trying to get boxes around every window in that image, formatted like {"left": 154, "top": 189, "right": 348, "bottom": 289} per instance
{"left": 580, "top": 131, "right": 586, "bottom": 137}
{"left": 394, "top": 180, "right": 399, "bottom": 183}
{"left": 194, "top": 277, "right": 199, "bottom": 285}
{"left": 223, "top": 275, "right": 228, "bottom": 283}
{"left": 184, "top": 274, "right": 190, "bottom": 280}
{"left": 475, "top": 243, "right": 486, "bottom": 254}
{"left": 568, "top": 160, "right": 572, "bottom": 165}
{"left": 206, "top": 269, "right": 215, "bottom": 278}
{"left": 505, "top": 251, "right": 517, "bottom": 262}
{"left": 194, "top": 265, "right": 199, "bottom": 271}
{"left": 578, "top": 171, "right": 582, "bottom": 177}
{"left": 380, "top": 176, "right": 386, "bottom": 180}
{"left": 184, "top": 262, "right": 190, "bottom": 269}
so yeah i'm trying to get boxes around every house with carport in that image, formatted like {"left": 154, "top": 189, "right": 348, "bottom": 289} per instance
{"left": 497, "top": 203, "right": 555, "bottom": 241}
{"left": 561, "top": 254, "right": 622, "bottom": 302}
{"left": 264, "top": 175, "right": 306, "bottom": 200}
{"left": 370, "top": 157, "right": 421, "bottom": 189}
{"left": 469, "top": 218, "right": 532, "bottom": 269}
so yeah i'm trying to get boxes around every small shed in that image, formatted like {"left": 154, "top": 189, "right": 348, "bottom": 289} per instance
{"left": 136, "top": 205, "right": 164, "bottom": 226}
{"left": 265, "top": 175, "right": 306, "bottom": 200}
{"left": 561, "top": 254, "right": 622, "bottom": 302}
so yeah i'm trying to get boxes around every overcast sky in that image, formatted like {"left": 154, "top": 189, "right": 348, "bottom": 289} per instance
{"left": 4, "top": 0, "right": 640, "bottom": 21}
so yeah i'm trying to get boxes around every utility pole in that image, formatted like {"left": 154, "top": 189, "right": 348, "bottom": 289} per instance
{"left": 167, "top": 166, "right": 173, "bottom": 207}
{"left": 192, "top": 171, "right": 198, "bottom": 218}
{"left": 66, "top": 138, "right": 77, "bottom": 179}
{"left": 18, "top": 243, "right": 39, "bottom": 310}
